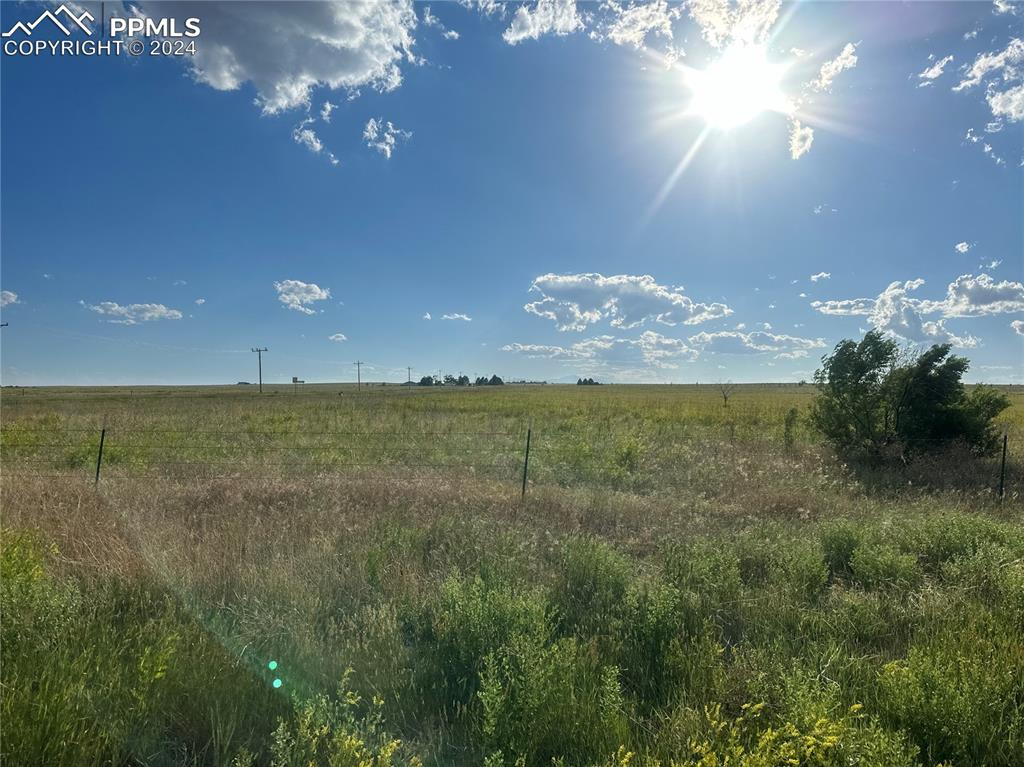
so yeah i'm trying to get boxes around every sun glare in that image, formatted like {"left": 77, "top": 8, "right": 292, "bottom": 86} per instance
{"left": 686, "top": 44, "right": 791, "bottom": 129}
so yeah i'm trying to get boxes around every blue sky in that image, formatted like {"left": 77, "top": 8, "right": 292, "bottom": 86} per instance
{"left": 1, "top": 0, "right": 1021, "bottom": 385}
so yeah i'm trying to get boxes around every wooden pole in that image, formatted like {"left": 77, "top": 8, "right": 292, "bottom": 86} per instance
{"left": 999, "top": 433, "right": 1008, "bottom": 501}
{"left": 521, "top": 423, "right": 532, "bottom": 499}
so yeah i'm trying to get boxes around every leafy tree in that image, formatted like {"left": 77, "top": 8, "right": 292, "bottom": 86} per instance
{"left": 456, "top": 375, "right": 470, "bottom": 386}
{"left": 488, "top": 375, "right": 504, "bottom": 386}
{"left": 475, "top": 376, "right": 489, "bottom": 387}
{"left": 418, "top": 375, "right": 435, "bottom": 387}
{"left": 811, "top": 330, "right": 1009, "bottom": 458}
{"left": 443, "top": 374, "right": 457, "bottom": 386}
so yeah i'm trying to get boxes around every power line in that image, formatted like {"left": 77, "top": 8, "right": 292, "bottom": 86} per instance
{"left": 354, "top": 360, "right": 363, "bottom": 389}
{"left": 251, "top": 347, "right": 268, "bottom": 393}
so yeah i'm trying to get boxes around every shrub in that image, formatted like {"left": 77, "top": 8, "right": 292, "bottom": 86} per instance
{"left": 478, "top": 634, "right": 629, "bottom": 765}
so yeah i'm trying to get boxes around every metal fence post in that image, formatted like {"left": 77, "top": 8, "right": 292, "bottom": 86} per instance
{"left": 521, "top": 422, "right": 532, "bottom": 499}
{"left": 999, "top": 433, "right": 1008, "bottom": 501}
{"left": 94, "top": 424, "right": 106, "bottom": 486}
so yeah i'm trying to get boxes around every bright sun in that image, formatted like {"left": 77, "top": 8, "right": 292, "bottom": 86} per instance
{"left": 686, "top": 44, "right": 791, "bottom": 129}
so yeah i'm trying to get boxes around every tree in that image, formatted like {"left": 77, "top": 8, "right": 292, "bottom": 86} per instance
{"left": 418, "top": 375, "right": 435, "bottom": 386}
{"left": 456, "top": 375, "right": 470, "bottom": 386}
{"left": 717, "top": 381, "right": 735, "bottom": 407}
{"left": 811, "top": 330, "right": 1009, "bottom": 458}
{"left": 488, "top": 374, "right": 504, "bottom": 386}
{"left": 443, "top": 374, "right": 457, "bottom": 386}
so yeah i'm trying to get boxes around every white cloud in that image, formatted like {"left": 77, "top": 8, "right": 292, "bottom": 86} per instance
{"left": 810, "top": 271, "right": 831, "bottom": 282}
{"left": 194, "top": 298, "right": 206, "bottom": 305}
{"left": 953, "top": 38, "right": 1023, "bottom": 92}
{"left": 441, "top": 312, "right": 472, "bottom": 321}
{"left": 988, "top": 83, "right": 1024, "bottom": 121}
{"left": 132, "top": 0, "right": 419, "bottom": 114}
{"left": 364, "top": 117, "right": 411, "bottom": 158}
{"left": 917, "top": 54, "right": 954, "bottom": 86}
{"left": 524, "top": 272, "right": 731, "bottom": 331}
{"left": 688, "top": 329, "right": 826, "bottom": 359}
{"left": 985, "top": 259, "right": 1003, "bottom": 269}
{"left": 423, "top": 312, "right": 432, "bottom": 320}
{"left": 80, "top": 301, "right": 183, "bottom": 325}
{"left": 292, "top": 117, "right": 323, "bottom": 154}
{"left": 954, "top": 241, "right": 972, "bottom": 254}
{"left": 602, "top": 0, "right": 680, "bottom": 49}
{"left": 328, "top": 332, "right": 348, "bottom": 342}
{"left": 320, "top": 100, "right": 337, "bottom": 123}
{"left": 789, "top": 119, "right": 814, "bottom": 159}
{"left": 686, "top": 0, "right": 780, "bottom": 49}
{"left": 936, "top": 273, "right": 1024, "bottom": 317}
{"left": 813, "top": 204, "right": 837, "bottom": 215}
{"left": 274, "top": 279, "right": 331, "bottom": 315}
{"left": 994, "top": 0, "right": 1018, "bottom": 14}
{"left": 503, "top": 0, "right": 583, "bottom": 45}
{"left": 502, "top": 330, "right": 697, "bottom": 371}
{"left": 1012, "top": 319, "right": 1024, "bottom": 335}
{"left": 811, "top": 42, "right": 859, "bottom": 91}
{"left": 422, "top": 5, "right": 460, "bottom": 39}
{"left": 0, "top": 290, "right": 19, "bottom": 307}
{"left": 813, "top": 274, "right": 1023, "bottom": 347}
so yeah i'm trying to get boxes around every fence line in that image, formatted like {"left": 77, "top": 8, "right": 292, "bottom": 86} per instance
{"left": 0, "top": 424, "right": 1015, "bottom": 499}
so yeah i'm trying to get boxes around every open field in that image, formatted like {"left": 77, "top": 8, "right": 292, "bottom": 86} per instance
{"left": 3, "top": 384, "right": 1024, "bottom": 766}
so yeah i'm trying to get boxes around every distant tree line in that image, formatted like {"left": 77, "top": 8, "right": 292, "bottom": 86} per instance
{"left": 417, "top": 374, "right": 504, "bottom": 386}
{"left": 576, "top": 378, "right": 601, "bottom": 386}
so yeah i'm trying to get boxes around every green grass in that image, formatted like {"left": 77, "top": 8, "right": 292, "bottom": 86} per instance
{"left": 2, "top": 384, "right": 1023, "bottom": 765}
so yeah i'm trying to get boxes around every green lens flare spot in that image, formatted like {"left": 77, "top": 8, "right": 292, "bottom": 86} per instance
{"left": 267, "top": 660, "right": 278, "bottom": 671}
{"left": 273, "top": 678, "right": 282, "bottom": 689}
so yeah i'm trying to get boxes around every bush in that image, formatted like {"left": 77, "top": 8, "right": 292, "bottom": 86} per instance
{"left": 478, "top": 634, "right": 629, "bottom": 765}
{"left": 811, "top": 331, "right": 1009, "bottom": 459}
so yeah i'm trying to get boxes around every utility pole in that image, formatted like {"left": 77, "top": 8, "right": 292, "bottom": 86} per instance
{"left": 407, "top": 366, "right": 412, "bottom": 384}
{"left": 251, "top": 347, "right": 267, "bottom": 393}
{"left": 354, "top": 360, "right": 363, "bottom": 389}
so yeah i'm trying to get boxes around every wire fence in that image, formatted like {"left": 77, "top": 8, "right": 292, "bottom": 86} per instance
{"left": 0, "top": 422, "right": 1015, "bottom": 499}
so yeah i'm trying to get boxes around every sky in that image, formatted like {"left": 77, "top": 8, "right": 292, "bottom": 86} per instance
{"left": 0, "top": 0, "right": 1022, "bottom": 385}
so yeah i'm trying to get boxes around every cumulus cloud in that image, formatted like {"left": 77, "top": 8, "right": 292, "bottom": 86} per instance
{"left": 688, "top": 330, "right": 826, "bottom": 359}
{"left": 994, "top": 0, "right": 1018, "bottom": 15}
{"left": 364, "top": 117, "right": 411, "bottom": 158}
{"left": 423, "top": 312, "right": 432, "bottom": 320}
{"left": 686, "top": 0, "right": 780, "bottom": 49}
{"left": 320, "top": 101, "right": 337, "bottom": 122}
{"left": 194, "top": 298, "right": 206, "bottom": 305}
{"left": 954, "top": 241, "right": 972, "bottom": 254}
{"left": 601, "top": 0, "right": 680, "bottom": 49}
{"left": 812, "top": 274, "right": 1022, "bottom": 347}
{"left": 503, "top": 0, "right": 583, "bottom": 45}
{"left": 953, "top": 38, "right": 1023, "bottom": 94}
{"left": 917, "top": 54, "right": 954, "bottom": 86}
{"left": 524, "top": 272, "right": 731, "bottom": 332}
{"left": 789, "top": 119, "right": 814, "bottom": 159}
{"left": 811, "top": 42, "right": 859, "bottom": 91}
{"left": 810, "top": 272, "right": 831, "bottom": 283}
{"left": 131, "top": 1, "right": 419, "bottom": 114}
{"left": 502, "top": 330, "right": 697, "bottom": 370}
{"left": 0, "top": 290, "right": 19, "bottom": 307}
{"left": 441, "top": 312, "right": 472, "bottom": 321}
{"left": 1013, "top": 319, "right": 1024, "bottom": 335}
{"left": 328, "top": 332, "right": 348, "bottom": 342}
{"left": 936, "top": 273, "right": 1024, "bottom": 317}
{"left": 274, "top": 279, "right": 331, "bottom": 314}
{"left": 988, "top": 83, "right": 1024, "bottom": 121}
{"left": 80, "top": 300, "right": 183, "bottom": 325}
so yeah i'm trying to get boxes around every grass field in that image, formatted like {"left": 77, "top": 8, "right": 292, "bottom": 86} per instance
{"left": 3, "top": 383, "right": 1023, "bottom": 766}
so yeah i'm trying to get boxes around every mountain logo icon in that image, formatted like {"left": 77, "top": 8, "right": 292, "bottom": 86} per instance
{"left": 2, "top": 4, "right": 95, "bottom": 38}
